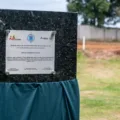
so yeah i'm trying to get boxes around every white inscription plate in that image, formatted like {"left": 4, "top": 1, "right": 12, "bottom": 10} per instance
{"left": 6, "top": 30, "right": 56, "bottom": 74}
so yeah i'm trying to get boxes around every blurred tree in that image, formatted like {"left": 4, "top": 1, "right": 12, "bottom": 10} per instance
{"left": 116, "top": 7, "right": 120, "bottom": 16}
{"left": 67, "top": 0, "right": 110, "bottom": 27}
{"left": 106, "top": 0, "right": 120, "bottom": 24}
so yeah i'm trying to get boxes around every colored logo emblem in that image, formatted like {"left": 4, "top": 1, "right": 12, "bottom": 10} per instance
{"left": 9, "top": 35, "right": 21, "bottom": 40}
{"left": 9, "top": 35, "right": 15, "bottom": 40}
{"left": 27, "top": 34, "right": 35, "bottom": 42}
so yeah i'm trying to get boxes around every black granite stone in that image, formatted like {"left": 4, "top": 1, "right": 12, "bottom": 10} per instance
{"left": 0, "top": 9, "right": 77, "bottom": 82}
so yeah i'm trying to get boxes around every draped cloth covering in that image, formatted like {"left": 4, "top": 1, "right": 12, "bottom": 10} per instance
{"left": 0, "top": 79, "right": 79, "bottom": 120}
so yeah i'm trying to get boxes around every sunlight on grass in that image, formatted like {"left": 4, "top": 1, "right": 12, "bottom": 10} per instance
{"left": 77, "top": 51, "right": 120, "bottom": 120}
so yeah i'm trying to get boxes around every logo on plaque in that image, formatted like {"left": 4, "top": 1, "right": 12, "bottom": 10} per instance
{"left": 9, "top": 35, "right": 15, "bottom": 40}
{"left": 27, "top": 34, "right": 35, "bottom": 42}
{"left": 9, "top": 35, "right": 21, "bottom": 40}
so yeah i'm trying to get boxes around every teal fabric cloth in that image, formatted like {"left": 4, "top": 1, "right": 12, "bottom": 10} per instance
{"left": 0, "top": 79, "right": 79, "bottom": 120}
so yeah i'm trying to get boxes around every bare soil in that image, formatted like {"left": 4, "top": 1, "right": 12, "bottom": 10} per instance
{"left": 78, "top": 41, "right": 120, "bottom": 59}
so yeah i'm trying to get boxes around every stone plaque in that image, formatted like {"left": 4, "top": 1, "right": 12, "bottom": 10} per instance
{"left": 0, "top": 9, "right": 77, "bottom": 82}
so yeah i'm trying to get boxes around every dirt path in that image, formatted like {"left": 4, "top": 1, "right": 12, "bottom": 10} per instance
{"left": 78, "top": 41, "right": 120, "bottom": 51}
{"left": 77, "top": 41, "right": 120, "bottom": 59}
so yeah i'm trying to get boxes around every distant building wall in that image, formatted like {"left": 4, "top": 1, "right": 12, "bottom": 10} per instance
{"left": 78, "top": 25, "right": 120, "bottom": 41}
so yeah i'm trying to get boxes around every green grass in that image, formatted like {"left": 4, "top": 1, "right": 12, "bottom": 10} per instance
{"left": 77, "top": 52, "right": 120, "bottom": 120}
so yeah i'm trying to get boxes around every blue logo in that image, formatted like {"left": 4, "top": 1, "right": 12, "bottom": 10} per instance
{"left": 27, "top": 34, "right": 35, "bottom": 42}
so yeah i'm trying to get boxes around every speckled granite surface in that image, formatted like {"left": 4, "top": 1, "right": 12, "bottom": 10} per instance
{"left": 0, "top": 9, "right": 77, "bottom": 82}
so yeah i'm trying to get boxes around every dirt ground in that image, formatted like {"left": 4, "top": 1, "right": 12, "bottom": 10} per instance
{"left": 77, "top": 41, "right": 120, "bottom": 59}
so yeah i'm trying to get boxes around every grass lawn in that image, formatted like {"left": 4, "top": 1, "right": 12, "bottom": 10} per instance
{"left": 77, "top": 52, "right": 120, "bottom": 120}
